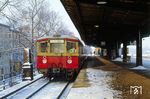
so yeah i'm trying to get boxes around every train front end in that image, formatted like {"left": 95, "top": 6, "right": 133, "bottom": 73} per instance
{"left": 36, "top": 35, "right": 80, "bottom": 80}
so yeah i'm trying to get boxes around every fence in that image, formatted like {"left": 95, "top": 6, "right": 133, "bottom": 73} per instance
{"left": 0, "top": 47, "right": 24, "bottom": 90}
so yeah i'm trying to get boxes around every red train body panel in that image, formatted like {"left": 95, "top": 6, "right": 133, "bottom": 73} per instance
{"left": 37, "top": 56, "right": 79, "bottom": 69}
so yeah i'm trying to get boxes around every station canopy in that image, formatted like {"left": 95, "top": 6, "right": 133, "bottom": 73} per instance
{"left": 61, "top": 0, "right": 150, "bottom": 47}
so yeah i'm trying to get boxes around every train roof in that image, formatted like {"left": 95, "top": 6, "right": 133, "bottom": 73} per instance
{"left": 36, "top": 34, "right": 79, "bottom": 41}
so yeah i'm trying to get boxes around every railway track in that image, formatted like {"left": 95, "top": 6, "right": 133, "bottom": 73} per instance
{"left": 0, "top": 76, "right": 43, "bottom": 99}
{"left": 1, "top": 77, "right": 49, "bottom": 99}
{"left": 8, "top": 78, "right": 49, "bottom": 99}
{"left": 29, "top": 81, "right": 73, "bottom": 99}
{"left": 56, "top": 82, "right": 72, "bottom": 99}
{"left": 25, "top": 81, "right": 50, "bottom": 99}
{"left": 1, "top": 77, "right": 73, "bottom": 99}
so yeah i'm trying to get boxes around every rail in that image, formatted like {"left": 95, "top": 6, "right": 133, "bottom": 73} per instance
{"left": 57, "top": 82, "right": 71, "bottom": 99}
{"left": 26, "top": 81, "right": 49, "bottom": 99}
{"left": 0, "top": 76, "right": 43, "bottom": 99}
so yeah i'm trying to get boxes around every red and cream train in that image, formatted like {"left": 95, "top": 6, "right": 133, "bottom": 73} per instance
{"left": 36, "top": 35, "right": 85, "bottom": 80}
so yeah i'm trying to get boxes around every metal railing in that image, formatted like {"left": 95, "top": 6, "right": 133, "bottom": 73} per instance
{"left": 0, "top": 73, "right": 23, "bottom": 91}
{"left": 0, "top": 47, "right": 25, "bottom": 91}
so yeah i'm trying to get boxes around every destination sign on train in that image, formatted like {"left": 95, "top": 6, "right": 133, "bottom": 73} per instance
{"left": 50, "top": 40, "right": 64, "bottom": 43}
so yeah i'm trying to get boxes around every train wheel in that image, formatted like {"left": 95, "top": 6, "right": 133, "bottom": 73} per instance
{"left": 65, "top": 69, "right": 74, "bottom": 81}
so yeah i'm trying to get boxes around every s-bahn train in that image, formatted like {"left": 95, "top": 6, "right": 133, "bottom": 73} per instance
{"left": 36, "top": 34, "right": 85, "bottom": 80}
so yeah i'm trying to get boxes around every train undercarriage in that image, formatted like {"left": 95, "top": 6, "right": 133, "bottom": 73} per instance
{"left": 38, "top": 68, "right": 79, "bottom": 81}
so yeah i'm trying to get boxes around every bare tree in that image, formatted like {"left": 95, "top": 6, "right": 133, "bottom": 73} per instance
{"left": 0, "top": 0, "right": 12, "bottom": 13}
{"left": 36, "top": 5, "right": 69, "bottom": 37}
{"left": 3, "top": 0, "right": 45, "bottom": 47}
{"left": 37, "top": 10, "right": 58, "bottom": 36}
{"left": 0, "top": 0, "right": 22, "bottom": 16}
{"left": 27, "top": 0, "right": 45, "bottom": 42}
{"left": 2, "top": 0, "right": 72, "bottom": 47}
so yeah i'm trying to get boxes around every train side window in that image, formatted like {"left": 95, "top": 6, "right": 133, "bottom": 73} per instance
{"left": 67, "top": 42, "right": 76, "bottom": 53}
{"left": 40, "top": 42, "right": 48, "bottom": 52}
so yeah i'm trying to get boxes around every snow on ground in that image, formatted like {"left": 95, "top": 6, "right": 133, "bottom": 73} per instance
{"left": 130, "top": 66, "right": 147, "bottom": 70}
{"left": 67, "top": 68, "right": 122, "bottom": 99}
{"left": 0, "top": 74, "right": 23, "bottom": 91}
{"left": 113, "top": 57, "right": 150, "bottom": 69}
{"left": 0, "top": 74, "right": 42, "bottom": 98}
{"left": 113, "top": 58, "right": 122, "bottom": 61}
{"left": 8, "top": 78, "right": 48, "bottom": 99}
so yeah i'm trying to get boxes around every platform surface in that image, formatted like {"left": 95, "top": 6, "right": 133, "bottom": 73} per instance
{"left": 67, "top": 56, "right": 150, "bottom": 99}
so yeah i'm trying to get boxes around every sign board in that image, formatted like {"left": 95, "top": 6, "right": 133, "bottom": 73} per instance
{"left": 50, "top": 40, "right": 64, "bottom": 43}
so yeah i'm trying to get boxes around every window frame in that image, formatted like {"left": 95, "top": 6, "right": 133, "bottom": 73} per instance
{"left": 38, "top": 41, "right": 49, "bottom": 53}
{"left": 66, "top": 41, "right": 78, "bottom": 54}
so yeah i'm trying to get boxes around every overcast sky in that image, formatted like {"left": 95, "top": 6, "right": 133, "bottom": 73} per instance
{"left": 48, "top": 0, "right": 81, "bottom": 39}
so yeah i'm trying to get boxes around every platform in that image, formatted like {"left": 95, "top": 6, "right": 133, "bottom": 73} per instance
{"left": 67, "top": 56, "right": 150, "bottom": 99}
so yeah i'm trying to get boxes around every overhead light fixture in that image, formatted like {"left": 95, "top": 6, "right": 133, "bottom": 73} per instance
{"left": 94, "top": 25, "right": 99, "bottom": 28}
{"left": 97, "top": 1, "right": 107, "bottom": 4}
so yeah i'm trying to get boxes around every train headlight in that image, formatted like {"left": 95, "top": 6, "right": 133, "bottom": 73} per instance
{"left": 42, "top": 58, "right": 47, "bottom": 64}
{"left": 67, "top": 59, "right": 72, "bottom": 64}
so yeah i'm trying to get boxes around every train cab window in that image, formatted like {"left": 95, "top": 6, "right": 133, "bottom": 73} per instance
{"left": 67, "top": 42, "right": 76, "bottom": 53}
{"left": 40, "top": 42, "right": 48, "bottom": 52}
{"left": 50, "top": 43, "right": 64, "bottom": 53}
{"left": 50, "top": 40, "right": 64, "bottom": 53}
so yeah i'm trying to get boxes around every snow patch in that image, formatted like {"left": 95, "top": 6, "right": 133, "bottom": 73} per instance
{"left": 23, "top": 62, "right": 31, "bottom": 65}
{"left": 67, "top": 68, "right": 122, "bottom": 99}
{"left": 113, "top": 58, "right": 122, "bottom": 62}
{"left": 0, "top": 74, "right": 42, "bottom": 98}
{"left": 130, "top": 66, "right": 147, "bottom": 70}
